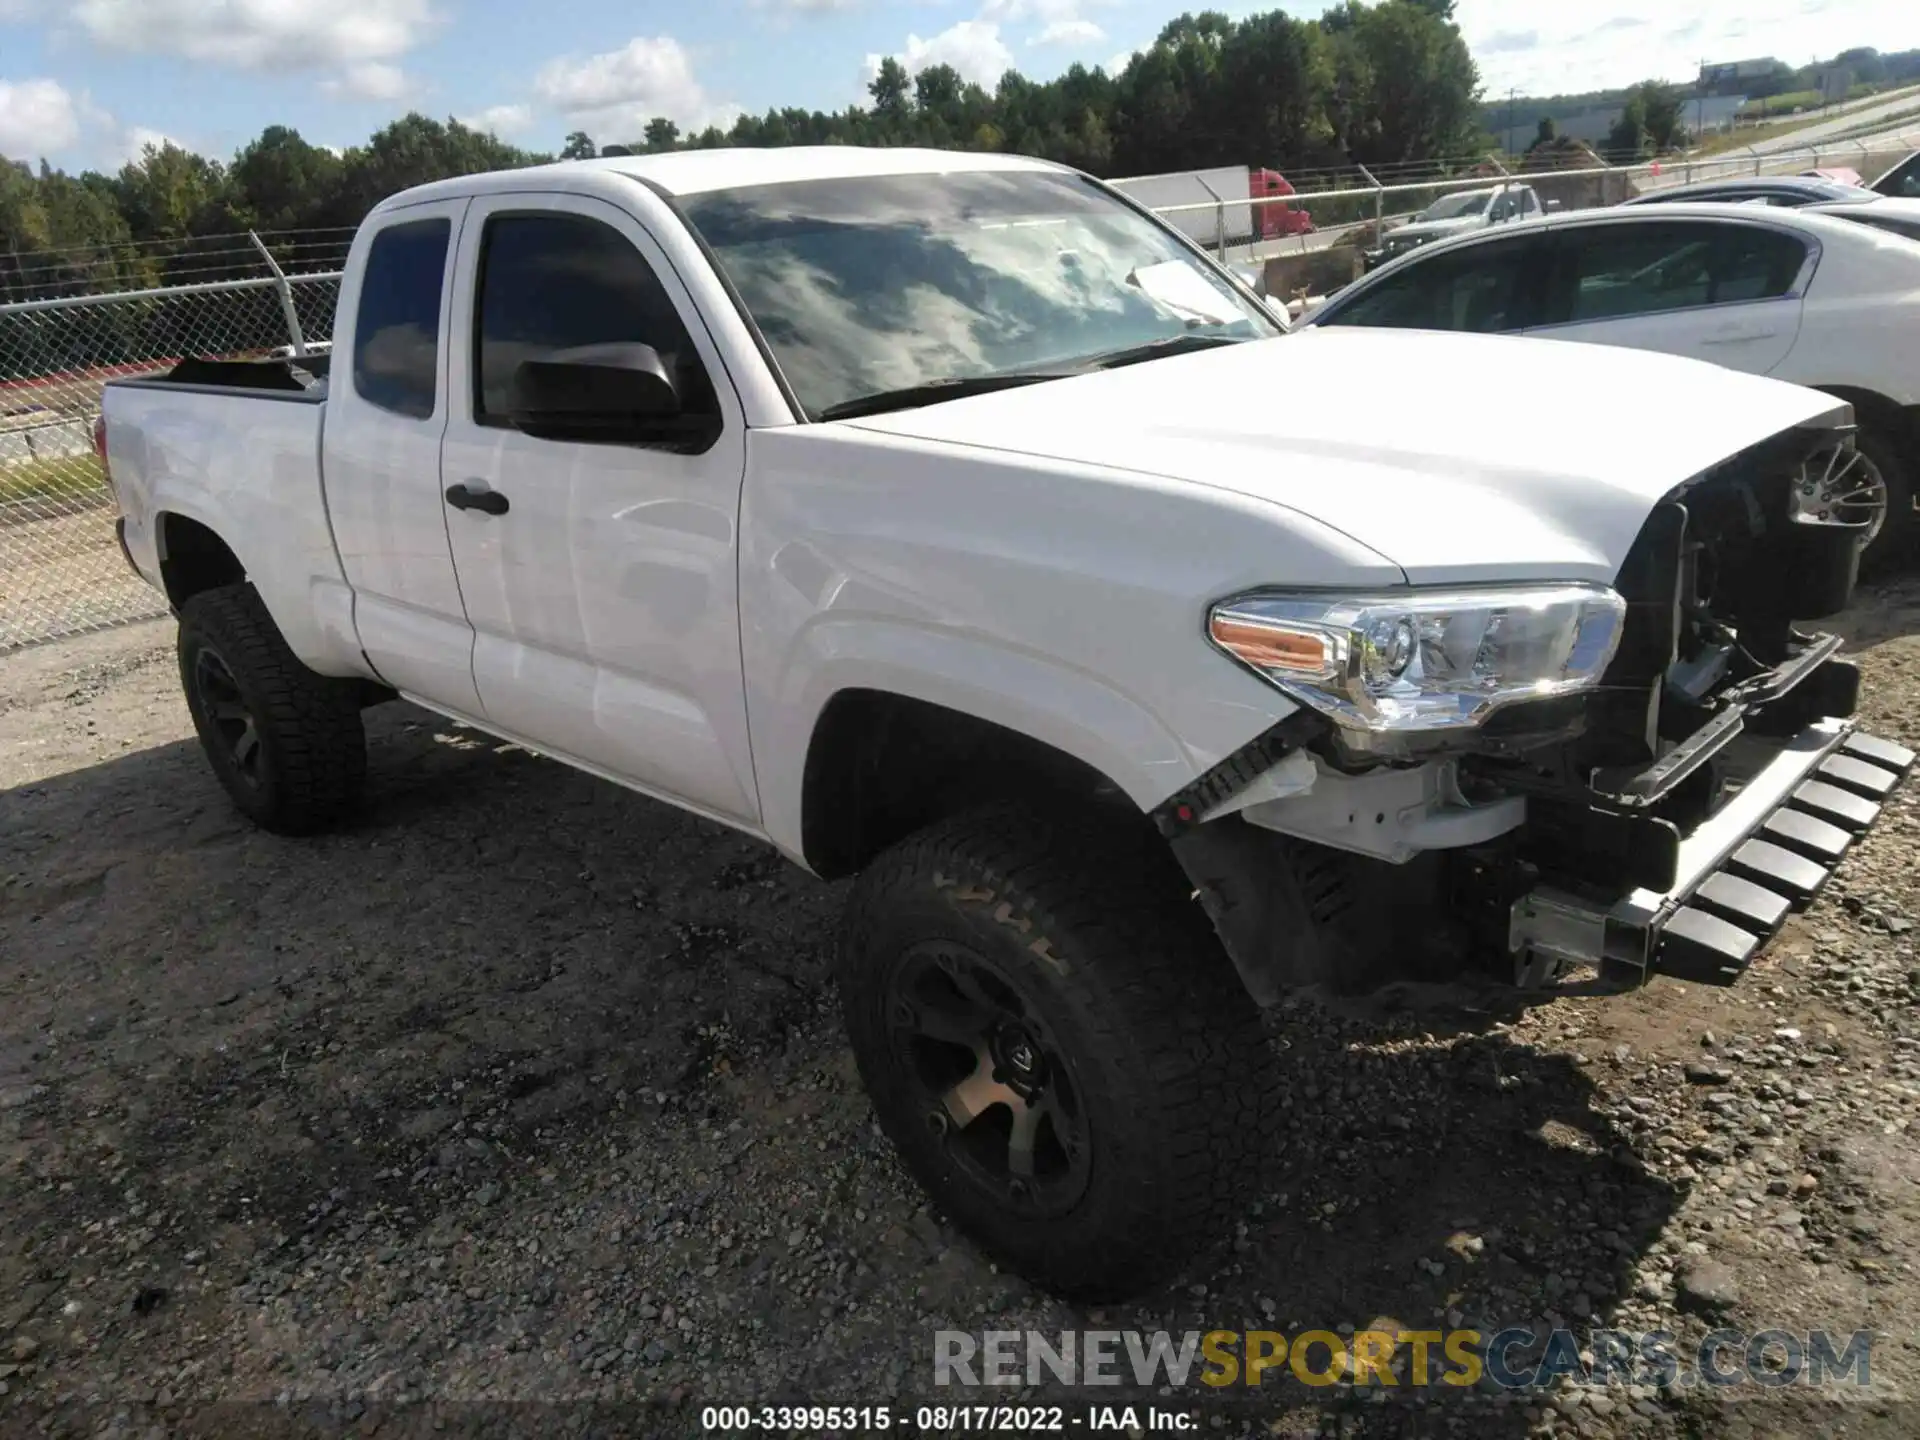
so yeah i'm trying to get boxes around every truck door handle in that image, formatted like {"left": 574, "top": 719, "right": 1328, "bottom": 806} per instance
{"left": 444, "top": 482, "right": 509, "bottom": 516}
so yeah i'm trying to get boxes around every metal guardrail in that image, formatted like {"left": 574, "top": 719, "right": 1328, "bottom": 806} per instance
{"left": 1144, "top": 128, "right": 1920, "bottom": 261}
{"left": 4, "top": 124, "right": 1917, "bottom": 653}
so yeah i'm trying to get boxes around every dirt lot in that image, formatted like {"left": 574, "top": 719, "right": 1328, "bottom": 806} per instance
{"left": 6, "top": 589, "right": 1920, "bottom": 1440}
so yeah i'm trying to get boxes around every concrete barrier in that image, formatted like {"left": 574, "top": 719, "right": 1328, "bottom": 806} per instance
{"left": 0, "top": 418, "right": 92, "bottom": 468}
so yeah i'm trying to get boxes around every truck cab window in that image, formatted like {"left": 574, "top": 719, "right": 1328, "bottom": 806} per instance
{"left": 473, "top": 212, "right": 714, "bottom": 426}
{"left": 353, "top": 218, "right": 451, "bottom": 419}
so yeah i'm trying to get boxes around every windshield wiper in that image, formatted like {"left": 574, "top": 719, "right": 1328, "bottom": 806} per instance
{"left": 815, "top": 370, "right": 1075, "bottom": 422}
{"left": 1086, "top": 332, "right": 1248, "bottom": 371}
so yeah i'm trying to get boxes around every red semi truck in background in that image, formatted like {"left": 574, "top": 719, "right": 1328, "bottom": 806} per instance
{"left": 1108, "top": 165, "right": 1314, "bottom": 247}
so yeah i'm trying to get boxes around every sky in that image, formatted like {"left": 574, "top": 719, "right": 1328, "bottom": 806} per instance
{"left": 0, "top": 0, "right": 1915, "bottom": 171}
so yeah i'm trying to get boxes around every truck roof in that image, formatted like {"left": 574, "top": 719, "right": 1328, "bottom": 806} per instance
{"left": 372, "top": 145, "right": 1069, "bottom": 214}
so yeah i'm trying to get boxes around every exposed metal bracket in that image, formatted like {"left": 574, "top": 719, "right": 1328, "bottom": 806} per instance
{"left": 1238, "top": 758, "right": 1526, "bottom": 864}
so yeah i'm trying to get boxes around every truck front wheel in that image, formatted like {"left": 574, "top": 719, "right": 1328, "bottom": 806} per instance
{"left": 839, "top": 805, "right": 1281, "bottom": 1299}
{"left": 177, "top": 583, "right": 366, "bottom": 835}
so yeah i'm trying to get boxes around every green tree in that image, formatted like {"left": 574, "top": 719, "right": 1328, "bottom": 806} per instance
{"left": 561, "top": 131, "right": 598, "bottom": 160}
{"left": 114, "top": 141, "right": 226, "bottom": 243}
{"left": 1634, "top": 81, "right": 1686, "bottom": 153}
{"left": 227, "top": 126, "right": 344, "bottom": 232}
{"left": 1338, "top": 0, "right": 1480, "bottom": 164}
{"left": 1605, "top": 96, "right": 1647, "bottom": 162}
{"left": 868, "top": 57, "right": 913, "bottom": 132}
{"left": 642, "top": 118, "right": 681, "bottom": 152}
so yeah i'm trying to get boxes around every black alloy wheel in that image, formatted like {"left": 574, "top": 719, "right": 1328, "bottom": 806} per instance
{"left": 886, "top": 941, "right": 1092, "bottom": 1217}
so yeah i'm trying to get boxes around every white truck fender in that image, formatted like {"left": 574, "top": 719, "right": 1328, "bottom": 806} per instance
{"left": 754, "top": 618, "right": 1210, "bottom": 865}
{"left": 107, "top": 384, "right": 369, "bottom": 678}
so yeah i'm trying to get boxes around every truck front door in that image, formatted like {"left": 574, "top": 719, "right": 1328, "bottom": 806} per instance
{"left": 437, "top": 192, "right": 760, "bottom": 826}
{"left": 326, "top": 199, "right": 485, "bottom": 715}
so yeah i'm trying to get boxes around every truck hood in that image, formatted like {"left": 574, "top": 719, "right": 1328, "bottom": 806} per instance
{"left": 841, "top": 328, "right": 1848, "bottom": 586}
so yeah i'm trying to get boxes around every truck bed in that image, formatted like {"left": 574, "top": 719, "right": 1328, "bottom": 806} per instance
{"left": 101, "top": 360, "right": 355, "bottom": 671}
{"left": 107, "top": 354, "right": 330, "bottom": 400}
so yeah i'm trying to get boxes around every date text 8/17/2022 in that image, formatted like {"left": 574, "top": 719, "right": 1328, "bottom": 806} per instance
{"left": 699, "top": 1404, "right": 1196, "bottom": 1431}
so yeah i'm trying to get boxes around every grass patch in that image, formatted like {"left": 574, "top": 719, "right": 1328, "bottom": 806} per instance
{"left": 1739, "top": 90, "right": 1825, "bottom": 120}
{"left": 0, "top": 454, "right": 110, "bottom": 508}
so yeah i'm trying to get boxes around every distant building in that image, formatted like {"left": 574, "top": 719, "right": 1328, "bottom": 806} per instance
{"left": 1554, "top": 109, "right": 1622, "bottom": 146}
{"left": 1699, "top": 57, "right": 1781, "bottom": 93}
{"left": 1690, "top": 95, "right": 1750, "bottom": 133}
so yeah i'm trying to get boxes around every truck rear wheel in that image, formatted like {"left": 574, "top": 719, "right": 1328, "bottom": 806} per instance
{"left": 838, "top": 804, "right": 1281, "bottom": 1299}
{"left": 177, "top": 583, "right": 366, "bottom": 835}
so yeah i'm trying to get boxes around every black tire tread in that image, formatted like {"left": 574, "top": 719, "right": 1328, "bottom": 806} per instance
{"left": 178, "top": 583, "right": 366, "bottom": 834}
{"left": 840, "top": 803, "right": 1281, "bottom": 1297}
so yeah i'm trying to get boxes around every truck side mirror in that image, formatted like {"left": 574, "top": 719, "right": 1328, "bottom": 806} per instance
{"left": 510, "top": 342, "right": 701, "bottom": 446}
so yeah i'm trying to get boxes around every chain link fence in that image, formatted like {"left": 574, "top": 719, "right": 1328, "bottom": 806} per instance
{"left": 1, "top": 253, "right": 340, "bottom": 652}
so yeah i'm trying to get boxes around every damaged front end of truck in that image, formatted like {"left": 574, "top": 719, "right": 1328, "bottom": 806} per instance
{"left": 1164, "top": 417, "right": 1915, "bottom": 1003}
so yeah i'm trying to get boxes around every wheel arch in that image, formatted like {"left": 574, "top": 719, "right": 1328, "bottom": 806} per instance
{"left": 155, "top": 510, "right": 246, "bottom": 609}
{"left": 799, "top": 688, "right": 1148, "bottom": 880}
{"left": 1815, "top": 384, "right": 1918, "bottom": 447}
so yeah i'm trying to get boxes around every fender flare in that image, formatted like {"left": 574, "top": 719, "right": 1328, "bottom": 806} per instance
{"left": 759, "top": 617, "right": 1203, "bottom": 862}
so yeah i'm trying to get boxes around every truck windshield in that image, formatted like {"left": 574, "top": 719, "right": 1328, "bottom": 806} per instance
{"left": 680, "top": 169, "right": 1276, "bottom": 420}
{"left": 1424, "top": 192, "right": 1492, "bottom": 219}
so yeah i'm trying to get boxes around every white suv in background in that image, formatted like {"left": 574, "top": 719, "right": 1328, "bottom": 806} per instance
{"left": 1312, "top": 202, "right": 1920, "bottom": 568}
{"left": 1364, "top": 183, "right": 1544, "bottom": 269}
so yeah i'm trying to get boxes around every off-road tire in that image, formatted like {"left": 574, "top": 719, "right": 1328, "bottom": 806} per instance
{"left": 839, "top": 804, "right": 1282, "bottom": 1299}
{"left": 177, "top": 582, "right": 366, "bottom": 835}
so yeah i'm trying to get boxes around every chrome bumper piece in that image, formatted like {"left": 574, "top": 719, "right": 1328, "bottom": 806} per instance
{"left": 1511, "top": 721, "right": 1914, "bottom": 987}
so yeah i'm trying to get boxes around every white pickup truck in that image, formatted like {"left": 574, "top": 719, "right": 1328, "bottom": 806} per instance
{"left": 100, "top": 146, "right": 1912, "bottom": 1299}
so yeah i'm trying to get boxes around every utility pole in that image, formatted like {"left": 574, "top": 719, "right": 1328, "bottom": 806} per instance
{"left": 1506, "top": 87, "right": 1518, "bottom": 154}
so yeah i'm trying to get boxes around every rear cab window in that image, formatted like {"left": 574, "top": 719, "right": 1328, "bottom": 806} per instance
{"left": 352, "top": 218, "right": 451, "bottom": 419}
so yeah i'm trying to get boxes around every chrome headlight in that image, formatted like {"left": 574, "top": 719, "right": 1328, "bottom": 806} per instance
{"left": 1208, "top": 585, "right": 1626, "bottom": 734}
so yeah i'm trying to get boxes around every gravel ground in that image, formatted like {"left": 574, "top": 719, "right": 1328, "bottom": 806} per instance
{"left": 5, "top": 588, "right": 1920, "bottom": 1440}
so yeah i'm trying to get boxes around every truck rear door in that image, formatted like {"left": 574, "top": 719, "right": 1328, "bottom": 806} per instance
{"left": 436, "top": 191, "right": 760, "bottom": 826}
{"left": 324, "top": 199, "right": 484, "bottom": 714}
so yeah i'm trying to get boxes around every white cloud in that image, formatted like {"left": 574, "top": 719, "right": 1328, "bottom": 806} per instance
{"left": 0, "top": 77, "right": 79, "bottom": 161}
{"left": 979, "top": 0, "right": 1087, "bottom": 20}
{"left": 533, "top": 35, "right": 733, "bottom": 135}
{"left": 459, "top": 103, "right": 534, "bottom": 137}
{"left": 1104, "top": 46, "right": 1140, "bottom": 75}
{"left": 1455, "top": 0, "right": 1920, "bottom": 94}
{"left": 1033, "top": 19, "right": 1103, "bottom": 46}
{"left": 752, "top": 0, "right": 860, "bottom": 12}
{"left": 73, "top": 0, "right": 436, "bottom": 69}
{"left": 864, "top": 20, "right": 1015, "bottom": 89}
{"left": 320, "top": 62, "right": 411, "bottom": 102}
{"left": 71, "top": 0, "right": 436, "bottom": 101}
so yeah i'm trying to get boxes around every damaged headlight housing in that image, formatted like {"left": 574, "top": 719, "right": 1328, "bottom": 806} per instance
{"left": 1208, "top": 585, "right": 1627, "bottom": 735}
